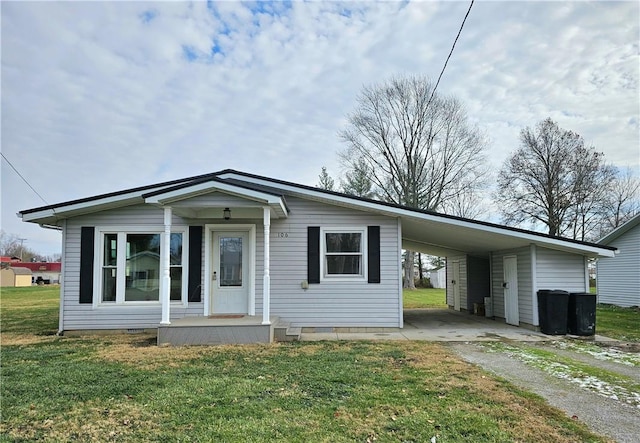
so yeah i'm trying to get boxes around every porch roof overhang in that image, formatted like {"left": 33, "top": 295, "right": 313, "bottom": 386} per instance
{"left": 142, "top": 180, "right": 289, "bottom": 219}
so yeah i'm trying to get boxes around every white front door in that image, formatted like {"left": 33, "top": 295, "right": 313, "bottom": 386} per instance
{"left": 503, "top": 256, "right": 519, "bottom": 326}
{"left": 452, "top": 261, "right": 461, "bottom": 311}
{"left": 211, "top": 231, "right": 249, "bottom": 314}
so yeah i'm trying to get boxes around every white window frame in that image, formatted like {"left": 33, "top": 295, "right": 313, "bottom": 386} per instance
{"left": 320, "top": 227, "right": 367, "bottom": 281}
{"left": 93, "top": 226, "right": 188, "bottom": 307}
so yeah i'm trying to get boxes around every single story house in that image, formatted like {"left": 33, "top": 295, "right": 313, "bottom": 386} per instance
{"left": 19, "top": 169, "right": 616, "bottom": 343}
{"left": 0, "top": 266, "right": 33, "bottom": 287}
{"left": 597, "top": 214, "right": 640, "bottom": 307}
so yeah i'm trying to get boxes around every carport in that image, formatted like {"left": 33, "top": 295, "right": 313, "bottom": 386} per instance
{"left": 392, "top": 208, "right": 616, "bottom": 329}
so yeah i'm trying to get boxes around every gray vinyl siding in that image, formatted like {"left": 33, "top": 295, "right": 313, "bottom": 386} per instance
{"left": 491, "top": 247, "right": 533, "bottom": 325}
{"left": 266, "top": 196, "right": 400, "bottom": 328}
{"left": 536, "top": 247, "right": 587, "bottom": 293}
{"left": 61, "top": 197, "right": 401, "bottom": 331}
{"left": 446, "top": 256, "right": 467, "bottom": 310}
{"left": 62, "top": 205, "right": 202, "bottom": 330}
{"left": 597, "top": 225, "right": 640, "bottom": 307}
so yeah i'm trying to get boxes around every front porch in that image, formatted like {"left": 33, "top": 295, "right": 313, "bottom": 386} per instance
{"left": 157, "top": 316, "right": 301, "bottom": 346}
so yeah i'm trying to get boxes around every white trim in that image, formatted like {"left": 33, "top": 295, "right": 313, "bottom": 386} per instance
{"left": 203, "top": 224, "right": 256, "bottom": 317}
{"left": 92, "top": 225, "right": 188, "bottom": 309}
{"left": 262, "top": 207, "right": 271, "bottom": 325}
{"left": 397, "top": 219, "right": 403, "bottom": 328}
{"left": 59, "top": 219, "right": 66, "bottom": 334}
{"left": 320, "top": 226, "right": 367, "bottom": 281}
{"left": 584, "top": 256, "right": 590, "bottom": 292}
{"left": 530, "top": 243, "right": 539, "bottom": 326}
{"left": 160, "top": 207, "right": 172, "bottom": 325}
{"left": 145, "top": 181, "right": 286, "bottom": 209}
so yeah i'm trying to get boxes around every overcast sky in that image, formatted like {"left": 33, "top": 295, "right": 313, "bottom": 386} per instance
{"left": 2, "top": 1, "right": 638, "bottom": 256}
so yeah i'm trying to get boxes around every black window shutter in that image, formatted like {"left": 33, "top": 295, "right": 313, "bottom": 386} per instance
{"left": 307, "top": 226, "right": 320, "bottom": 284}
{"left": 188, "top": 226, "right": 203, "bottom": 302}
{"left": 368, "top": 226, "right": 381, "bottom": 283}
{"left": 79, "top": 227, "right": 95, "bottom": 303}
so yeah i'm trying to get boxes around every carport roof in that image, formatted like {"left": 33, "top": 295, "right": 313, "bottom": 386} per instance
{"left": 19, "top": 169, "right": 616, "bottom": 258}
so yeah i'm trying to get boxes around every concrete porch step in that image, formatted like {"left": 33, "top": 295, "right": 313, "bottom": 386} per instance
{"left": 273, "top": 319, "right": 301, "bottom": 342}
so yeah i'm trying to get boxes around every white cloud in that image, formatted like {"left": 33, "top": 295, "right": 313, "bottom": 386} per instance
{"left": 1, "top": 0, "right": 638, "bottom": 255}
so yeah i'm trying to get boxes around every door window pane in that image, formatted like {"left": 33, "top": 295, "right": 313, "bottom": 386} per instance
{"left": 170, "top": 267, "right": 182, "bottom": 301}
{"left": 220, "top": 237, "right": 242, "bottom": 287}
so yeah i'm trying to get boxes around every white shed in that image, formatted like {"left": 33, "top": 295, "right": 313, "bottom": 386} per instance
{"left": 597, "top": 214, "right": 640, "bottom": 307}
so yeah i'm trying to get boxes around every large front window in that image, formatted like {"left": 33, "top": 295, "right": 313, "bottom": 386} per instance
{"left": 99, "top": 230, "right": 184, "bottom": 304}
{"left": 323, "top": 229, "right": 365, "bottom": 278}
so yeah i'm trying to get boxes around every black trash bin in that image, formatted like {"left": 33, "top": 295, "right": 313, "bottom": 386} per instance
{"left": 568, "top": 292, "right": 596, "bottom": 336}
{"left": 537, "top": 289, "right": 569, "bottom": 335}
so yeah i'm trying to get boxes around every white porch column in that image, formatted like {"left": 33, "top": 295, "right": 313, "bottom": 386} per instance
{"left": 160, "top": 207, "right": 172, "bottom": 325}
{"left": 262, "top": 206, "right": 271, "bottom": 325}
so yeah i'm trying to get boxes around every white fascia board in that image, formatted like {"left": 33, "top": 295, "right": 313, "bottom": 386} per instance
{"left": 145, "top": 181, "right": 283, "bottom": 205}
{"left": 21, "top": 193, "right": 144, "bottom": 223}
{"left": 145, "top": 181, "right": 288, "bottom": 217}
{"left": 220, "top": 173, "right": 615, "bottom": 258}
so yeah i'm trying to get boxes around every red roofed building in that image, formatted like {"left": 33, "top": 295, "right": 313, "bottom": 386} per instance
{"left": 15, "top": 262, "right": 62, "bottom": 284}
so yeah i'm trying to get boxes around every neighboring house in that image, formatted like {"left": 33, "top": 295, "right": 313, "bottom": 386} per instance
{"left": 597, "top": 214, "right": 640, "bottom": 307}
{"left": 427, "top": 267, "right": 446, "bottom": 289}
{"left": 14, "top": 262, "right": 62, "bottom": 284}
{"left": 0, "top": 266, "right": 33, "bottom": 287}
{"left": 19, "top": 169, "right": 615, "bottom": 342}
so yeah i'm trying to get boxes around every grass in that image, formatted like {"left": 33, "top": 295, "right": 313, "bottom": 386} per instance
{"left": 403, "top": 287, "right": 447, "bottom": 308}
{"left": 0, "top": 286, "right": 610, "bottom": 442}
{"left": 596, "top": 304, "right": 640, "bottom": 342}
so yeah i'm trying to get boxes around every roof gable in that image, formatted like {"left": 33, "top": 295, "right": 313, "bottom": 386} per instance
{"left": 598, "top": 214, "right": 640, "bottom": 245}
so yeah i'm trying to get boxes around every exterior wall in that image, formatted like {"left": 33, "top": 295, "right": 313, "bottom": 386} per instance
{"left": 428, "top": 267, "right": 446, "bottom": 289}
{"left": 491, "top": 246, "right": 588, "bottom": 327}
{"left": 61, "top": 197, "right": 401, "bottom": 331}
{"left": 597, "top": 224, "right": 640, "bottom": 307}
{"left": 62, "top": 205, "right": 203, "bottom": 331}
{"left": 490, "top": 247, "right": 532, "bottom": 325}
{"left": 536, "top": 247, "right": 587, "bottom": 293}
{"left": 446, "top": 255, "right": 467, "bottom": 310}
{"left": 267, "top": 196, "right": 400, "bottom": 328}
{"left": 15, "top": 274, "right": 32, "bottom": 287}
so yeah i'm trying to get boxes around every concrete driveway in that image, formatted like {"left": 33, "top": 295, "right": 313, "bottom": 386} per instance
{"left": 300, "top": 308, "right": 555, "bottom": 342}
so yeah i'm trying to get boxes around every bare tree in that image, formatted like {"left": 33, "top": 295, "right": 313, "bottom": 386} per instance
{"left": 496, "top": 118, "right": 615, "bottom": 240}
{"left": 339, "top": 75, "right": 487, "bottom": 288}
{"left": 317, "top": 166, "right": 335, "bottom": 191}
{"left": 599, "top": 167, "right": 640, "bottom": 236}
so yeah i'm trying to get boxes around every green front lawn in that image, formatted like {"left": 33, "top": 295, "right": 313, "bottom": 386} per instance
{"left": 0, "top": 286, "right": 607, "bottom": 442}
{"left": 403, "top": 287, "right": 447, "bottom": 308}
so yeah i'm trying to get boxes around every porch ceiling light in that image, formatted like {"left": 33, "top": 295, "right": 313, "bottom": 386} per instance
{"left": 223, "top": 208, "right": 231, "bottom": 220}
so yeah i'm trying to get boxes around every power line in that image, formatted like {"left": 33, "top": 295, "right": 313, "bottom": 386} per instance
{"left": 1, "top": 152, "right": 50, "bottom": 206}
{"left": 427, "top": 0, "right": 475, "bottom": 107}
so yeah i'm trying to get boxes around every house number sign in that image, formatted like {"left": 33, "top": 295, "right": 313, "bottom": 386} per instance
{"left": 274, "top": 232, "right": 289, "bottom": 238}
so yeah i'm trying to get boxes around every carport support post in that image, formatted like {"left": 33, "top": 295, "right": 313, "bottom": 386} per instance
{"left": 160, "top": 207, "right": 172, "bottom": 325}
{"left": 262, "top": 206, "right": 271, "bottom": 325}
